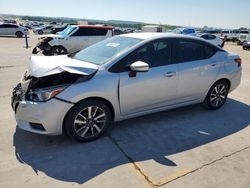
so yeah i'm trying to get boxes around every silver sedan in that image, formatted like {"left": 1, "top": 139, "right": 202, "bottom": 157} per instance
{"left": 12, "top": 33, "right": 242, "bottom": 142}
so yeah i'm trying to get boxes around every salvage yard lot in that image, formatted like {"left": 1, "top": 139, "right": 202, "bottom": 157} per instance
{"left": 0, "top": 34, "right": 250, "bottom": 188}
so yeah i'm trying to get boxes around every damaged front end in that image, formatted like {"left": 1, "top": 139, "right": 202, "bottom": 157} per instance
{"left": 11, "top": 71, "right": 94, "bottom": 111}
{"left": 32, "top": 37, "right": 54, "bottom": 56}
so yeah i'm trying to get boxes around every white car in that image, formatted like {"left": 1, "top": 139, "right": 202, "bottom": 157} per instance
{"left": 221, "top": 30, "right": 234, "bottom": 41}
{"left": 33, "top": 25, "right": 53, "bottom": 35}
{"left": 197, "top": 33, "right": 224, "bottom": 47}
{"left": 238, "top": 30, "right": 250, "bottom": 45}
{"left": 32, "top": 25, "right": 114, "bottom": 56}
{"left": 0, "top": 23, "right": 29, "bottom": 37}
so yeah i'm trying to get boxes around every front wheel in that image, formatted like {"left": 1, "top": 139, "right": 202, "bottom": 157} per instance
{"left": 16, "top": 31, "right": 23, "bottom": 38}
{"left": 203, "top": 80, "right": 229, "bottom": 110}
{"left": 64, "top": 100, "right": 112, "bottom": 142}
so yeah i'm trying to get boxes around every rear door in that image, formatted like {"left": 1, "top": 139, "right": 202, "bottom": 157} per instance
{"left": 172, "top": 39, "right": 221, "bottom": 102}
{"left": 118, "top": 39, "right": 179, "bottom": 116}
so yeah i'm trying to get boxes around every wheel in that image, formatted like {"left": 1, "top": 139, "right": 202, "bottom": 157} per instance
{"left": 51, "top": 46, "right": 67, "bottom": 55}
{"left": 38, "top": 30, "right": 43, "bottom": 35}
{"left": 32, "top": 47, "right": 38, "bottom": 54}
{"left": 203, "top": 80, "right": 229, "bottom": 110}
{"left": 243, "top": 46, "right": 247, "bottom": 50}
{"left": 64, "top": 100, "right": 112, "bottom": 142}
{"left": 16, "top": 31, "right": 23, "bottom": 38}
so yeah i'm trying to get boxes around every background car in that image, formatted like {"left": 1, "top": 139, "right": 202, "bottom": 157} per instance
{"left": 243, "top": 41, "right": 250, "bottom": 50}
{"left": 13, "top": 33, "right": 242, "bottom": 142}
{"left": 51, "top": 24, "right": 68, "bottom": 34}
{"left": 32, "top": 25, "right": 114, "bottom": 55}
{"left": 198, "top": 33, "right": 224, "bottom": 47}
{"left": 33, "top": 25, "right": 53, "bottom": 35}
{"left": 0, "top": 23, "right": 29, "bottom": 37}
{"left": 238, "top": 30, "right": 250, "bottom": 45}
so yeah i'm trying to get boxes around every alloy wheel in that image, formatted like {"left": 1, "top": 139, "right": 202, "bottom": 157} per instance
{"left": 209, "top": 83, "right": 227, "bottom": 108}
{"left": 73, "top": 106, "right": 106, "bottom": 139}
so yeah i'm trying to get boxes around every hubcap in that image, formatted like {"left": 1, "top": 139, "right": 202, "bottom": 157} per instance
{"left": 210, "top": 84, "right": 227, "bottom": 107}
{"left": 73, "top": 106, "right": 106, "bottom": 138}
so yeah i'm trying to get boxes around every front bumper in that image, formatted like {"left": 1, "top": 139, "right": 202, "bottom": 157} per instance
{"left": 12, "top": 84, "right": 74, "bottom": 135}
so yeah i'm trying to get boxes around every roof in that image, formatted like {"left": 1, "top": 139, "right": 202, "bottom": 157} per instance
{"left": 120, "top": 32, "right": 200, "bottom": 40}
{"left": 76, "top": 25, "right": 113, "bottom": 29}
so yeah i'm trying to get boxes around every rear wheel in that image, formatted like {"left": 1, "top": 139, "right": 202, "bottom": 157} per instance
{"left": 203, "top": 80, "right": 229, "bottom": 110}
{"left": 38, "top": 30, "right": 43, "bottom": 35}
{"left": 64, "top": 100, "right": 111, "bottom": 142}
{"left": 16, "top": 31, "right": 23, "bottom": 38}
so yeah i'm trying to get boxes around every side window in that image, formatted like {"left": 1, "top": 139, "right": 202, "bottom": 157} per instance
{"left": 119, "top": 40, "right": 171, "bottom": 71}
{"left": 173, "top": 39, "right": 216, "bottom": 63}
{"left": 204, "top": 45, "right": 216, "bottom": 59}
{"left": 208, "top": 35, "right": 216, "bottom": 40}
{"left": 201, "top": 34, "right": 209, "bottom": 40}
{"left": 4, "top": 24, "right": 18, "bottom": 28}
{"left": 72, "top": 28, "right": 108, "bottom": 36}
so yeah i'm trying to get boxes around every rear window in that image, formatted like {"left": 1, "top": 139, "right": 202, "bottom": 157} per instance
{"left": 173, "top": 39, "right": 216, "bottom": 63}
{"left": 72, "top": 27, "right": 109, "bottom": 36}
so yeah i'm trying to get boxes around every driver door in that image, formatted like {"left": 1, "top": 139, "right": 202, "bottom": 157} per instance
{"left": 118, "top": 39, "right": 179, "bottom": 116}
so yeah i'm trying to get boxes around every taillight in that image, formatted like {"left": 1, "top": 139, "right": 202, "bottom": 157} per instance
{"left": 235, "top": 58, "right": 242, "bottom": 67}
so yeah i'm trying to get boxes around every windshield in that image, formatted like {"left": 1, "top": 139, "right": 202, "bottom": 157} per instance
{"left": 72, "top": 36, "right": 143, "bottom": 65}
{"left": 58, "top": 25, "right": 76, "bottom": 37}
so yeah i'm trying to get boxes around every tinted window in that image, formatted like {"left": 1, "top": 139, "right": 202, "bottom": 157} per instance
{"left": 0, "top": 24, "right": 18, "bottom": 28}
{"left": 72, "top": 27, "right": 109, "bottom": 36}
{"left": 240, "top": 31, "right": 249, "bottom": 34}
{"left": 208, "top": 34, "right": 216, "bottom": 40}
{"left": 119, "top": 39, "right": 171, "bottom": 70}
{"left": 201, "top": 34, "right": 209, "bottom": 40}
{"left": 173, "top": 39, "right": 215, "bottom": 63}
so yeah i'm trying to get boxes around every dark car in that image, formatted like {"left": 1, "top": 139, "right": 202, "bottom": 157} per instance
{"left": 243, "top": 41, "right": 250, "bottom": 50}
{"left": 51, "top": 24, "right": 68, "bottom": 34}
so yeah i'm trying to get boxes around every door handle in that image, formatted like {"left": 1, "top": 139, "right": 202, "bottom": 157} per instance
{"left": 164, "top": 71, "right": 176, "bottom": 77}
{"left": 210, "top": 61, "right": 217, "bottom": 66}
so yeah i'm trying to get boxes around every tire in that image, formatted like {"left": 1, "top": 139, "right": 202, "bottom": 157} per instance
{"left": 203, "top": 80, "right": 229, "bottom": 110}
{"left": 243, "top": 47, "right": 247, "bottom": 50}
{"left": 64, "top": 99, "right": 112, "bottom": 142}
{"left": 51, "top": 46, "right": 67, "bottom": 55}
{"left": 32, "top": 47, "right": 38, "bottom": 54}
{"left": 16, "top": 31, "right": 23, "bottom": 38}
{"left": 38, "top": 30, "right": 43, "bottom": 35}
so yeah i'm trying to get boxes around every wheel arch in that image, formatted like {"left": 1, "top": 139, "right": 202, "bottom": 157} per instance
{"left": 62, "top": 96, "right": 115, "bottom": 134}
{"left": 204, "top": 78, "right": 231, "bottom": 100}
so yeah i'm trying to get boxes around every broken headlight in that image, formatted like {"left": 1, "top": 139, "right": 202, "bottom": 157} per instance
{"left": 27, "top": 85, "right": 68, "bottom": 102}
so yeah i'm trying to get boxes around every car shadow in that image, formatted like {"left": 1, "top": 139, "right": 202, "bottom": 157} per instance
{"left": 13, "top": 98, "right": 250, "bottom": 184}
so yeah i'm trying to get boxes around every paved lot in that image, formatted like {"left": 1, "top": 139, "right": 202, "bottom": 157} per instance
{"left": 0, "top": 34, "right": 250, "bottom": 188}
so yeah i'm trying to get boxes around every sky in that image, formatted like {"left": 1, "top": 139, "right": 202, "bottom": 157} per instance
{"left": 0, "top": 0, "right": 249, "bottom": 29}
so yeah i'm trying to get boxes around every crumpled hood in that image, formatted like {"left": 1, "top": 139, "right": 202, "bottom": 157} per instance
{"left": 38, "top": 34, "right": 63, "bottom": 40}
{"left": 29, "top": 55, "right": 99, "bottom": 78}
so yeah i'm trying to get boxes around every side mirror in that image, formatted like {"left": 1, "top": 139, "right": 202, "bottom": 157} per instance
{"left": 129, "top": 61, "right": 149, "bottom": 77}
{"left": 130, "top": 61, "right": 149, "bottom": 72}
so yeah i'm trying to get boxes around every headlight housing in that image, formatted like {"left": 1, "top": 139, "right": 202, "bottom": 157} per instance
{"left": 26, "top": 85, "right": 68, "bottom": 102}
